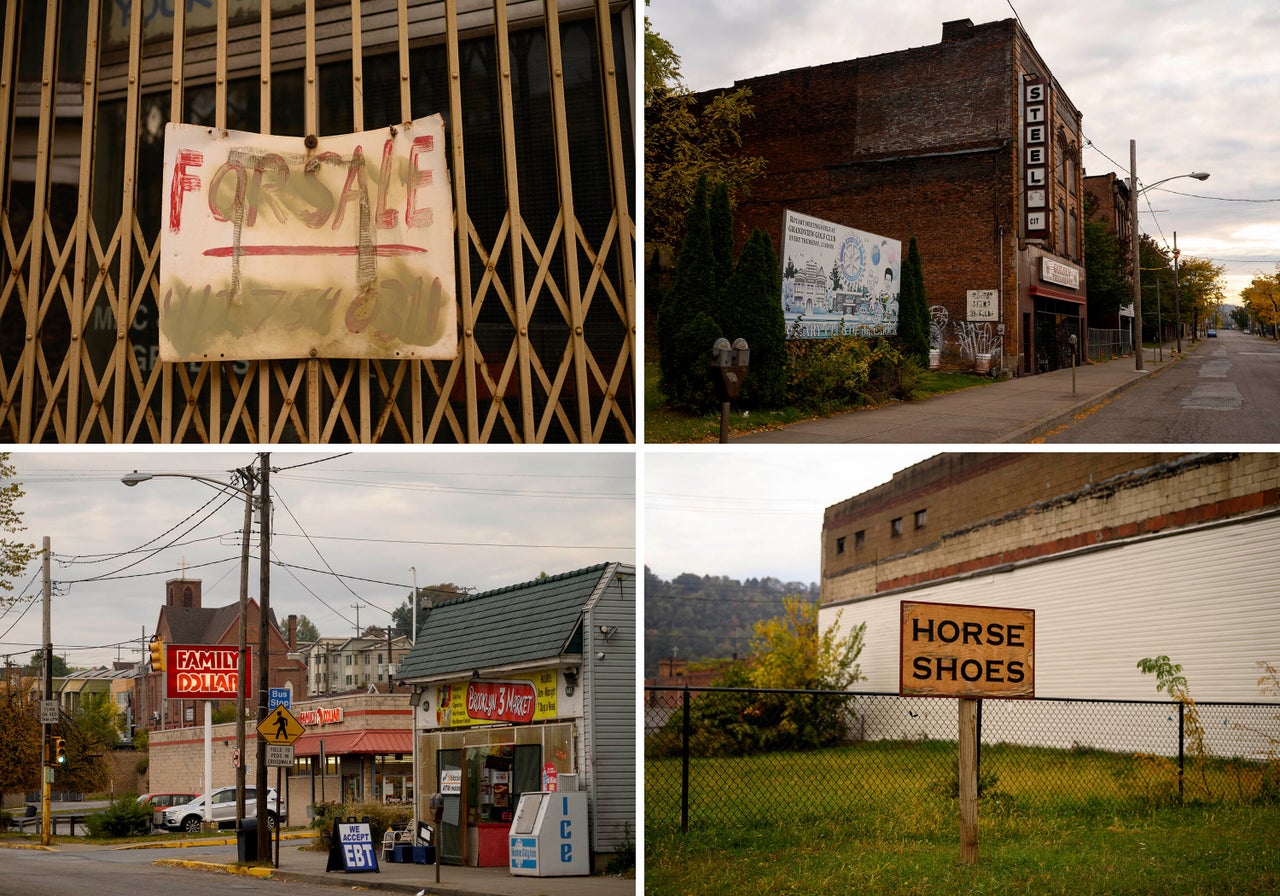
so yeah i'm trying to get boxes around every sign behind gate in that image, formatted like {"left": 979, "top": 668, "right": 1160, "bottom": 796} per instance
{"left": 160, "top": 116, "right": 456, "bottom": 362}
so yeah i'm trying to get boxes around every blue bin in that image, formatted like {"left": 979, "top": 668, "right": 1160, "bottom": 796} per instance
{"left": 393, "top": 844, "right": 412, "bottom": 863}
{"left": 413, "top": 845, "right": 435, "bottom": 864}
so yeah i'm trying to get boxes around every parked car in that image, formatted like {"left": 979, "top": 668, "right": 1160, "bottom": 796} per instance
{"left": 158, "top": 786, "right": 285, "bottom": 833}
{"left": 137, "top": 792, "right": 198, "bottom": 829}
{"left": 1207, "top": 328, "right": 1217, "bottom": 337}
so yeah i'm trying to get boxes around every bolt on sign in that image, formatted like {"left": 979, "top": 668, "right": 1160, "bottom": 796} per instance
{"left": 900, "top": 601, "right": 1035, "bottom": 699}
{"left": 165, "top": 645, "right": 247, "bottom": 700}
{"left": 160, "top": 115, "right": 456, "bottom": 362}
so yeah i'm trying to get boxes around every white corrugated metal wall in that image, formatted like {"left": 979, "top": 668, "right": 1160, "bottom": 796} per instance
{"left": 820, "top": 512, "right": 1280, "bottom": 756}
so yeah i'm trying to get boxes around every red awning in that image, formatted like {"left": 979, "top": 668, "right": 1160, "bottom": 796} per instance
{"left": 1029, "top": 285, "right": 1085, "bottom": 305}
{"left": 291, "top": 729, "right": 412, "bottom": 757}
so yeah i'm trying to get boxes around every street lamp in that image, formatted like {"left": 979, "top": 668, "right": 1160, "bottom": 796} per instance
{"left": 1128, "top": 139, "right": 1209, "bottom": 370}
{"left": 121, "top": 467, "right": 256, "bottom": 838}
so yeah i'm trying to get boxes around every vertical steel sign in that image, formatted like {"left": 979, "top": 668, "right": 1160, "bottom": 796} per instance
{"left": 1023, "top": 75, "right": 1050, "bottom": 241}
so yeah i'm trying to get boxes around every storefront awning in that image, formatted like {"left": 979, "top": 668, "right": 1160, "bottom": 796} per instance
{"left": 292, "top": 729, "right": 412, "bottom": 757}
{"left": 1029, "top": 285, "right": 1085, "bottom": 305}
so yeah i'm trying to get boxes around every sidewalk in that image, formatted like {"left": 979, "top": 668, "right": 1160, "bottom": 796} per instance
{"left": 734, "top": 342, "right": 1195, "bottom": 444}
{"left": 271, "top": 839, "right": 633, "bottom": 896}
{"left": 150, "top": 835, "right": 635, "bottom": 896}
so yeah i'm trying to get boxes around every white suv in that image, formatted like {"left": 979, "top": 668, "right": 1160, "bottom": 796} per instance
{"left": 159, "top": 786, "right": 285, "bottom": 833}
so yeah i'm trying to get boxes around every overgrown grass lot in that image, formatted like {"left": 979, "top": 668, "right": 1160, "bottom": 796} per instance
{"left": 645, "top": 740, "right": 1280, "bottom": 895}
{"left": 644, "top": 360, "right": 993, "bottom": 443}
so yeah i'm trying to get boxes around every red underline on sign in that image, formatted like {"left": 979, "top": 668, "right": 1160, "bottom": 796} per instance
{"left": 202, "top": 244, "right": 427, "bottom": 257}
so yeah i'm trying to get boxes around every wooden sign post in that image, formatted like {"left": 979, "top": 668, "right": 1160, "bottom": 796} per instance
{"left": 900, "top": 601, "right": 1035, "bottom": 866}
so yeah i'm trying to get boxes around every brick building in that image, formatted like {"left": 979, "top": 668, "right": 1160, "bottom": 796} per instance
{"left": 819, "top": 453, "right": 1280, "bottom": 705}
{"left": 1082, "top": 171, "right": 1135, "bottom": 331}
{"left": 712, "top": 17, "right": 1088, "bottom": 374}
{"left": 148, "top": 691, "right": 411, "bottom": 824}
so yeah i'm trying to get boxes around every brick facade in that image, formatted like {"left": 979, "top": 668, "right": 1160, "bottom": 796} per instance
{"left": 822, "top": 453, "right": 1280, "bottom": 604}
{"left": 707, "top": 17, "right": 1087, "bottom": 374}
{"left": 149, "top": 693, "right": 411, "bottom": 823}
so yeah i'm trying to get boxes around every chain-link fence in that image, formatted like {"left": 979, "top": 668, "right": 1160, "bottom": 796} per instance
{"left": 1086, "top": 327, "right": 1133, "bottom": 362}
{"left": 645, "top": 687, "right": 1280, "bottom": 833}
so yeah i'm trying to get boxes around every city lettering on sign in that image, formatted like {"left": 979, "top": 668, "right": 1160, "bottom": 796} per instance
{"left": 160, "top": 116, "right": 456, "bottom": 362}
{"left": 466, "top": 680, "right": 538, "bottom": 724}
{"left": 166, "top": 645, "right": 246, "bottom": 700}
{"left": 899, "top": 601, "right": 1035, "bottom": 699}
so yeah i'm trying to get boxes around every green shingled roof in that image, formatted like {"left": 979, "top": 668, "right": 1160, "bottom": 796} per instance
{"left": 397, "top": 564, "right": 616, "bottom": 681}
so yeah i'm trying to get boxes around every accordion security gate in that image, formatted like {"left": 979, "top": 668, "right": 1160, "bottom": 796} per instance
{"left": 0, "top": 0, "right": 636, "bottom": 443}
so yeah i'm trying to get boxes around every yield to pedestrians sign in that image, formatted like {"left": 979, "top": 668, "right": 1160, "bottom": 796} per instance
{"left": 257, "top": 704, "right": 305, "bottom": 745}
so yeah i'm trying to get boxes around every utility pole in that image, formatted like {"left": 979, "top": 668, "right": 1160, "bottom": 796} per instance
{"left": 1130, "top": 140, "right": 1144, "bottom": 371}
{"left": 1173, "top": 231, "right": 1183, "bottom": 354}
{"left": 41, "top": 537, "right": 52, "bottom": 847}
{"left": 256, "top": 453, "right": 272, "bottom": 864}
{"left": 235, "top": 466, "right": 253, "bottom": 839}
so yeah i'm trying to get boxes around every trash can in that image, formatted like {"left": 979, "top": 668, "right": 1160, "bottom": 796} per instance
{"left": 237, "top": 819, "right": 258, "bottom": 862}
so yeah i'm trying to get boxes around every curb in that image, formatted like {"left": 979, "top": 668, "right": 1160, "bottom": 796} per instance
{"left": 153, "top": 858, "right": 274, "bottom": 878}
{"left": 117, "top": 830, "right": 313, "bottom": 850}
{"left": 999, "top": 347, "right": 1194, "bottom": 443}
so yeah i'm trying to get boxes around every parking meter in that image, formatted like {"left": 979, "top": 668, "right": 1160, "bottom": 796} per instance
{"left": 710, "top": 338, "right": 750, "bottom": 444}
{"left": 429, "top": 792, "right": 444, "bottom": 823}
{"left": 1069, "top": 333, "right": 1078, "bottom": 394}
{"left": 710, "top": 337, "right": 750, "bottom": 401}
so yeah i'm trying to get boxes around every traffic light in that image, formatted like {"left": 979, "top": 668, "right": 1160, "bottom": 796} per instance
{"left": 52, "top": 736, "right": 66, "bottom": 765}
{"left": 148, "top": 636, "right": 165, "bottom": 673}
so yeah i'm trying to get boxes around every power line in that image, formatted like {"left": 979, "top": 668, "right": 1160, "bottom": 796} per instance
{"left": 1152, "top": 188, "right": 1280, "bottom": 203}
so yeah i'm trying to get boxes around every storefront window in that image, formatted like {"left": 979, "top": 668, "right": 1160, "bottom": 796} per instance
{"left": 423, "top": 722, "right": 572, "bottom": 865}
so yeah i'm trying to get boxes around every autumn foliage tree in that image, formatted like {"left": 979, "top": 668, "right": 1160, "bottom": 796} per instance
{"left": 749, "top": 596, "right": 865, "bottom": 691}
{"left": 1, "top": 453, "right": 35, "bottom": 606}
{"left": 1241, "top": 266, "right": 1280, "bottom": 339}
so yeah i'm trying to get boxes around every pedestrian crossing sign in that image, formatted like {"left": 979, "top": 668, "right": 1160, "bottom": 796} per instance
{"left": 257, "top": 704, "right": 305, "bottom": 745}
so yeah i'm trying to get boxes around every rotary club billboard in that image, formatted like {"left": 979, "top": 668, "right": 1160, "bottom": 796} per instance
{"left": 781, "top": 209, "right": 901, "bottom": 339}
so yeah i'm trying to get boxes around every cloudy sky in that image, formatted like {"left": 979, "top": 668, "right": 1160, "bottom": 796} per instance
{"left": 645, "top": 446, "right": 937, "bottom": 585}
{"left": 646, "top": 0, "right": 1280, "bottom": 300}
{"left": 1, "top": 450, "right": 634, "bottom": 670}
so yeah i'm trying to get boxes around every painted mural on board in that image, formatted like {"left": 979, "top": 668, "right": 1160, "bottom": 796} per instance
{"left": 780, "top": 210, "right": 901, "bottom": 339}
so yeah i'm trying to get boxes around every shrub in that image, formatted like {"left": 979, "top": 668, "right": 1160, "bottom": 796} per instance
{"left": 85, "top": 793, "right": 152, "bottom": 838}
{"left": 785, "top": 335, "right": 918, "bottom": 413}
{"left": 313, "top": 800, "right": 411, "bottom": 845}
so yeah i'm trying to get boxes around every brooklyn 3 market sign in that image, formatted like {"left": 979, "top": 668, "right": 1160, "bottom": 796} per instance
{"left": 435, "top": 672, "right": 559, "bottom": 728}
{"left": 160, "top": 115, "right": 456, "bottom": 361}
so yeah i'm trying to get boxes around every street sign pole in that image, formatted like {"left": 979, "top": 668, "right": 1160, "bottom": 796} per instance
{"left": 258, "top": 701, "right": 306, "bottom": 866}
{"left": 900, "top": 601, "right": 1036, "bottom": 867}
{"left": 958, "top": 698, "right": 979, "bottom": 865}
